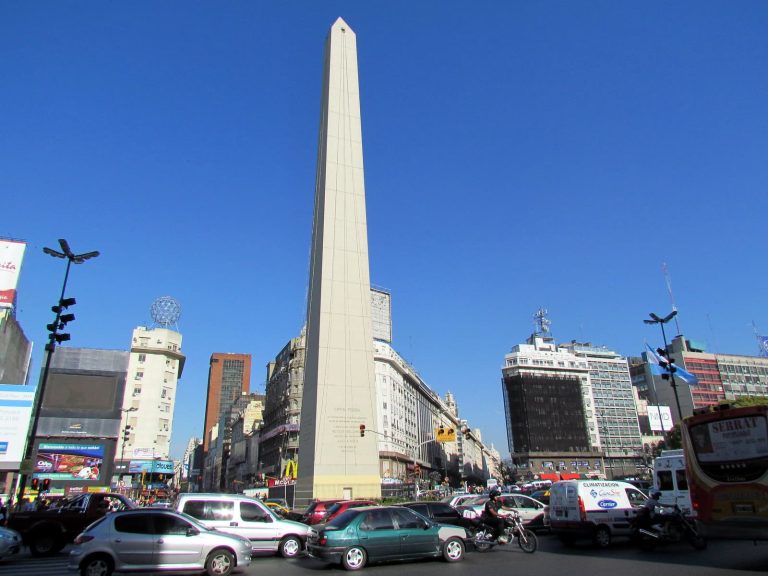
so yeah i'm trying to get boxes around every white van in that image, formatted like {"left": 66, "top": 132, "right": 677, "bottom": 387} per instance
{"left": 175, "top": 493, "right": 309, "bottom": 557}
{"left": 652, "top": 449, "right": 694, "bottom": 516}
{"left": 548, "top": 480, "right": 647, "bottom": 548}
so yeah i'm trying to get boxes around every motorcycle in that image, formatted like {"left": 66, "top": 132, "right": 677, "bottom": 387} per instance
{"left": 633, "top": 503, "right": 707, "bottom": 551}
{"left": 467, "top": 510, "right": 538, "bottom": 553}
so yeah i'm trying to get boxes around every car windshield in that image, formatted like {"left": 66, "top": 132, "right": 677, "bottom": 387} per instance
{"left": 324, "top": 502, "right": 342, "bottom": 516}
{"left": 326, "top": 509, "right": 361, "bottom": 529}
{"left": 465, "top": 496, "right": 488, "bottom": 506}
{"left": 175, "top": 510, "right": 215, "bottom": 531}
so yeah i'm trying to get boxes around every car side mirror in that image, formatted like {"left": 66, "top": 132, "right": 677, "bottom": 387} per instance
{"left": 186, "top": 527, "right": 200, "bottom": 537}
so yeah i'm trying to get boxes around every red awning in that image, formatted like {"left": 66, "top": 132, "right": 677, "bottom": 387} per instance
{"left": 539, "top": 473, "right": 560, "bottom": 481}
{"left": 560, "top": 473, "right": 580, "bottom": 480}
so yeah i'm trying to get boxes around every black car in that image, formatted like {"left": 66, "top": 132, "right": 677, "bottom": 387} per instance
{"left": 400, "top": 501, "right": 473, "bottom": 529}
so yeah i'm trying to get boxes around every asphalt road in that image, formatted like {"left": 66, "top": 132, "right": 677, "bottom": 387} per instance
{"left": 1, "top": 534, "right": 766, "bottom": 576}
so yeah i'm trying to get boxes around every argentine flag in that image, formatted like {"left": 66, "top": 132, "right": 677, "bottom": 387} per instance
{"left": 645, "top": 343, "right": 699, "bottom": 385}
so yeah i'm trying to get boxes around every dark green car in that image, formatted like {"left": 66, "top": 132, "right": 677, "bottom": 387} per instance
{"left": 306, "top": 505, "right": 468, "bottom": 571}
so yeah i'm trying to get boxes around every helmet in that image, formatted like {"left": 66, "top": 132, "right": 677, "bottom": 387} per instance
{"left": 489, "top": 488, "right": 501, "bottom": 498}
{"left": 651, "top": 491, "right": 662, "bottom": 500}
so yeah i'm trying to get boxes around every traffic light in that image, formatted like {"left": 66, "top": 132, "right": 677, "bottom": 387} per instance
{"left": 46, "top": 297, "right": 77, "bottom": 350}
{"left": 30, "top": 477, "right": 39, "bottom": 491}
{"left": 359, "top": 424, "right": 365, "bottom": 437}
{"left": 123, "top": 425, "right": 132, "bottom": 442}
{"left": 656, "top": 347, "right": 678, "bottom": 379}
{"left": 463, "top": 426, "right": 471, "bottom": 440}
{"left": 42, "top": 478, "right": 51, "bottom": 491}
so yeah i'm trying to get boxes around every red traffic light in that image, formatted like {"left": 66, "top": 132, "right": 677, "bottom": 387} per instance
{"left": 359, "top": 424, "right": 366, "bottom": 437}
{"left": 30, "top": 477, "right": 39, "bottom": 491}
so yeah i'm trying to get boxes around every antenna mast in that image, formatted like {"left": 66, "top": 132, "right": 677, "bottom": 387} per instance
{"left": 662, "top": 262, "right": 682, "bottom": 335}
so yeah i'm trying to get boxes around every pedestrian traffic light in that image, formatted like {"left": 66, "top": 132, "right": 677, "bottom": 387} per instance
{"left": 30, "top": 477, "right": 39, "bottom": 491}
{"left": 359, "top": 424, "right": 365, "bottom": 437}
{"left": 463, "top": 426, "right": 472, "bottom": 440}
{"left": 42, "top": 478, "right": 51, "bottom": 491}
{"left": 123, "top": 425, "right": 132, "bottom": 442}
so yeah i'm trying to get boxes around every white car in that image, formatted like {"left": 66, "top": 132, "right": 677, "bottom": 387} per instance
{"left": 176, "top": 493, "right": 309, "bottom": 558}
{"left": 457, "top": 494, "right": 549, "bottom": 532}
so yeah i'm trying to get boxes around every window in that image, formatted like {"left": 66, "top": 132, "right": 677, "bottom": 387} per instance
{"left": 135, "top": 372, "right": 143, "bottom": 380}
{"left": 391, "top": 508, "right": 423, "bottom": 529}
{"left": 138, "top": 354, "right": 146, "bottom": 363}
{"left": 657, "top": 470, "right": 674, "bottom": 491}
{"left": 241, "top": 501, "right": 270, "bottom": 522}
{"left": 153, "top": 514, "right": 193, "bottom": 535}
{"left": 675, "top": 469, "right": 689, "bottom": 491}
{"left": 361, "top": 509, "right": 395, "bottom": 531}
{"left": 115, "top": 514, "right": 153, "bottom": 534}
{"left": 182, "top": 500, "right": 234, "bottom": 521}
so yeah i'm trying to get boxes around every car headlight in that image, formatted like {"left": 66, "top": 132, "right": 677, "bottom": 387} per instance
{"left": 0, "top": 533, "right": 15, "bottom": 541}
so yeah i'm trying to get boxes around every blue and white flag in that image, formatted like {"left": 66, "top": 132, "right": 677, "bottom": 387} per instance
{"left": 645, "top": 343, "right": 699, "bottom": 385}
{"left": 760, "top": 336, "right": 768, "bottom": 358}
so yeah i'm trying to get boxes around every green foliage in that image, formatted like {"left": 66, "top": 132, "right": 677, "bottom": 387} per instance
{"left": 722, "top": 396, "right": 768, "bottom": 408}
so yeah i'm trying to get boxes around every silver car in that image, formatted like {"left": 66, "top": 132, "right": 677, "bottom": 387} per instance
{"left": 67, "top": 508, "right": 251, "bottom": 576}
{"left": 0, "top": 526, "right": 22, "bottom": 560}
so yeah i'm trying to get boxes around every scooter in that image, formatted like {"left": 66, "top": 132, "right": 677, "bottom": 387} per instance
{"left": 468, "top": 510, "right": 538, "bottom": 553}
{"left": 634, "top": 503, "right": 707, "bottom": 551}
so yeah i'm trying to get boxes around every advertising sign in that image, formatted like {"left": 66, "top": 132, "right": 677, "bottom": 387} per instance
{"left": 0, "top": 384, "right": 36, "bottom": 469}
{"left": 35, "top": 443, "right": 104, "bottom": 480}
{"left": 0, "top": 239, "right": 26, "bottom": 308}
{"left": 648, "top": 405, "right": 673, "bottom": 432}
{"left": 692, "top": 416, "right": 768, "bottom": 463}
{"left": 436, "top": 426, "right": 456, "bottom": 443}
{"left": 128, "top": 460, "right": 174, "bottom": 474}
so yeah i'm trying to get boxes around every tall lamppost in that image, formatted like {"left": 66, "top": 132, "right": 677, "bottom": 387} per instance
{"left": 16, "top": 239, "right": 99, "bottom": 504}
{"left": 644, "top": 310, "right": 684, "bottom": 421}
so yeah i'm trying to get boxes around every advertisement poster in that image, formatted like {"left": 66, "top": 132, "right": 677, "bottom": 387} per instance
{"left": 35, "top": 443, "right": 104, "bottom": 480}
{"left": 692, "top": 416, "right": 768, "bottom": 463}
{"left": 0, "top": 239, "right": 26, "bottom": 308}
{"left": 0, "top": 384, "right": 36, "bottom": 468}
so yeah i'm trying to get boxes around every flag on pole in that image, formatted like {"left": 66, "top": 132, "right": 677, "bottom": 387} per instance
{"left": 645, "top": 343, "right": 699, "bottom": 385}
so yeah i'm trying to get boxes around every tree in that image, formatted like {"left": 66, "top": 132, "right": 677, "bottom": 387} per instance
{"left": 723, "top": 396, "right": 768, "bottom": 408}
{"left": 498, "top": 459, "right": 518, "bottom": 486}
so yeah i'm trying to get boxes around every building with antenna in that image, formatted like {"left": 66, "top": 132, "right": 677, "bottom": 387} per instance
{"left": 117, "top": 298, "right": 185, "bottom": 466}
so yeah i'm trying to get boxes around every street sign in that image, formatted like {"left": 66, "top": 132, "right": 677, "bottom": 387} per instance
{"left": 436, "top": 426, "right": 456, "bottom": 443}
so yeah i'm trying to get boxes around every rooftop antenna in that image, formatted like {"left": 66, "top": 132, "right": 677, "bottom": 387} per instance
{"left": 533, "top": 307, "right": 551, "bottom": 336}
{"left": 662, "top": 262, "right": 682, "bottom": 335}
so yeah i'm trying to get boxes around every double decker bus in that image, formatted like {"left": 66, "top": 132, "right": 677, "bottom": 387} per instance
{"left": 681, "top": 403, "right": 768, "bottom": 540}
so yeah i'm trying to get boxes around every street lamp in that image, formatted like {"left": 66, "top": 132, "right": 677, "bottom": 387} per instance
{"left": 16, "top": 239, "right": 99, "bottom": 504}
{"left": 644, "top": 310, "right": 684, "bottom": 421}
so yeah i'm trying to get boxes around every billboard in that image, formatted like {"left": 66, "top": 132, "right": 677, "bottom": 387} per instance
{"left": 34, "top": 443, "right": 104, "bottom": 480}
{"left": 0, "top": 239, "right": 26, "bottom": 309}
{"left": 648, "top": 405, "right": 673, "bottom": 432}
{"left": 128, "top": 460, "right": 174, "bottom": 474}
{"left": 0, "top": 384, "right": 36, "bottom": 469}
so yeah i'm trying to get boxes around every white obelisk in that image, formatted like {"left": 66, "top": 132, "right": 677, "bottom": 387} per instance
{"left": 296, "top": 17, "right": 381, "bottom": 504}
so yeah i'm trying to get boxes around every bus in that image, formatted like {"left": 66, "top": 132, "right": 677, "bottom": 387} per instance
{"left": 681, "top": 403, "right": 768, "bottom": 540}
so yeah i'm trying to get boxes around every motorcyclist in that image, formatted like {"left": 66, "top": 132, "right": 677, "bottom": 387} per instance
{"left": 636, "top": 490, "right": 662, "bottom": 531}
{"left": 481, "top": 488, "right": 506, "bottom": 542}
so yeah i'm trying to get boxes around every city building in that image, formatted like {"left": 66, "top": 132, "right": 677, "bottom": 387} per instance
{"left": 502, "top": 327, "right": 603, "bottom": 480}
{"left": 35, "top": 347, "right": 129, "bottom": 495}
{"left": 561, "top": 341, "right": 643, "bottom": 478}
{"left": 117, "top": 326, "right": 185, "bottom": 463}
{"left": 202, "top": 353, "right": 251, "bottom": 452}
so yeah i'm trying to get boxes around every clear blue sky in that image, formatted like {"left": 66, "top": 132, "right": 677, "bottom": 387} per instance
{"left": 3, "top": 1, "right": 767, "bottom": 460}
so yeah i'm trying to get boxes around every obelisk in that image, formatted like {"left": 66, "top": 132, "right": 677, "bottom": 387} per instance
{"left": 295, "top": 17, "right": 381, "bottom": 504}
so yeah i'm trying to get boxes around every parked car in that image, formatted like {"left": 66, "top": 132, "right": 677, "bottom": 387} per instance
{"left": 264, "top": 498, "right": 289, "bottom": 509}
{"left": 175, "top": 493, "right": 309, "bottom": 558}
{"left": 0, "top": 526, "right": 22, "bottom": 561}
{"left": 66, "top": 508, "right": 252, "bottom": 576}
{"left": 400, "top": 501, "right": 473, "bottom": 529}
{"left": 456, "top": 493, "right": 549, "bottom": 532}
{"left": 265, "top": 502, "right": 290, "bottom": 517}
{"left": 440, "top": 494, "right": 475, "bottom": 508}
{"left": 318, "top": 500, "right": 376, "bottom": 524}
{"left": 306, "top": 505, "right": 467, "bottom": 570}
{"left": 300, "top": 499, "right": 342, "bottom": 525}
{"left": 530, "top": 490, "right": 551, "bottom": 505}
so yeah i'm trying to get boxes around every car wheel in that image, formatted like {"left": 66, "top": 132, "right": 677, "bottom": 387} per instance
{"left": 30, "top": 531, "right": 61, "bottom": 557}
{"left": 593, "top": 526, "right": 611, "bottom": 549}
{"left": 279, "top": 535, "right": 302, "bottom": 558}
{"left": 442, "top": 537, "right": 465, "bottom": 562}
{"left": 205, "top": 548, "right": 235, "bottom": 576}
{"left": 341, "top": 546, "right": 367, "bottom": 571}
{"left": 80, "top": 554, "right": 114, "bottom": 576}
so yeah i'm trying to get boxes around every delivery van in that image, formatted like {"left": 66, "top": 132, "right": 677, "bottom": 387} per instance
{"left": 652, "top": 449, "right": 694, "bottom": 516}
{"left": 548, "top": 479, "right": 647, "bottom": 548}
